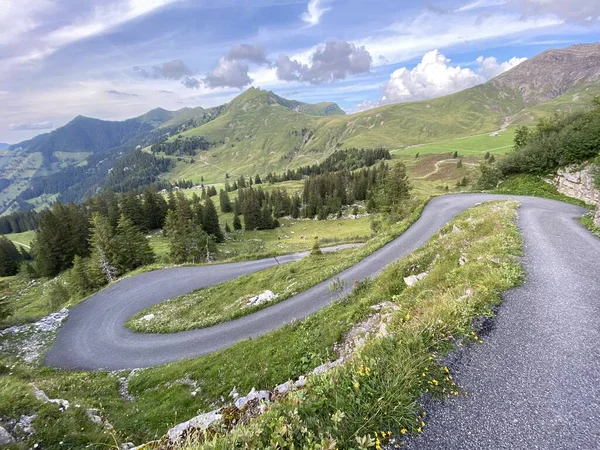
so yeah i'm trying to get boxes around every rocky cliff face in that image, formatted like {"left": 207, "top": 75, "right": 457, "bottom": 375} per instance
{"left": 551, "top": 163, "right": 600, "bottom": 226}
{"left": 492, "top": 43, "right": 600, "bottom": 107}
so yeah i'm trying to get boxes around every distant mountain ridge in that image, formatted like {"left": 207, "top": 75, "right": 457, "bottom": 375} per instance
{"left": 491, "top": 43, "right": 600, "bottom": 107}
{"left": 0, "top": 143, "right": 9, "bottom": 150}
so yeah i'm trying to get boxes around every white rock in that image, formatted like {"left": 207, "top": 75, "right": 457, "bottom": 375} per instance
{"left": 32, "top": 385, "right": 69, "bottom": 410}
{"left": 246, "top": 290, "right": 278, "bottom": 307}
{"left": 86, "top": 409, "right": 103, "bottom": 425}
{"left": 16, "top": 414, "right": 37, "bottom": 435}
{"left": 0, "top": 426, "right": 14, "bottom": 445}
{"left": 234, "top": 388, "right": 271, "bottom": 409}
{"left": 311, "top": 360, "right": 342, "bottom": 376}
{"left": 274, "top": 381, "right": 293, "bottom": 394}
{"left": 142, "top": 314, "right": 155, "bottom": 321}
{"left": 167, "top": 410, "right": 222, "bottom": 442}
{"left": 228, "top": 386, "right": 239, "bottom": 399}
{"left": 403, "top": 272, "right": 428, "bottom": 287}
{"left": 294, "top": 376, "right": 307, "bottom": 389}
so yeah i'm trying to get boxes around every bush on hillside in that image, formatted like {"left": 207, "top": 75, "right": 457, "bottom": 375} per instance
{"left": 498, "top": 105, "right": 600, "bottom": 176}
{"left": 477, "top": 99, "right": 600, "bottom": 188}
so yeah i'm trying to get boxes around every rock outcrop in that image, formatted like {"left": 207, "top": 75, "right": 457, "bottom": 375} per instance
{"left": 552, "top": 164, "right": 599, "bottom": 206}
{"left": 550, "top": 162, "right": 600, "bottom": 227}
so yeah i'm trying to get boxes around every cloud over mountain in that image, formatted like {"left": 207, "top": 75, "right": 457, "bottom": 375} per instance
{"left": 276, "top": 40, "right": 372, "bottom": 84}
{"left": 381, "top": 50, "right": 525, "bottom": 103}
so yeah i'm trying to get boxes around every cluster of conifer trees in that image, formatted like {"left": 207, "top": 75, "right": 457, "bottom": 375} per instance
{"left": 150, "top": 136, "right": 211, "bottom": 156}
{"left": 25, "top": 188, "right": 225, "bottom": 298}
{"left": 263, "top": 147, "right": 391, "bottom": 183}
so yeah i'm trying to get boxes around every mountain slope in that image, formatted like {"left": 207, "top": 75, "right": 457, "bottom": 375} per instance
{"left": 161, "top": 43, "right": 600, "bottom": 182}
{"left": 491, "top": 43, "right": 600, "bottom": 107}
{"left": 0, "top": 143, "right": 9, "bottom": 150}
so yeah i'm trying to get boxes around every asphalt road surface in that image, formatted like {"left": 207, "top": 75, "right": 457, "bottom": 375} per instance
{"left": 46, "top": 194, "right": 595, "bottom": 389}
{"left": 403, "top": 196, "right": 600, "bottom": 450}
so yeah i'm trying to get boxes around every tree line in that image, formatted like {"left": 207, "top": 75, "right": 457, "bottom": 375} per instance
{"left": 150, "top": 136, "right": 211, "bottom": 156}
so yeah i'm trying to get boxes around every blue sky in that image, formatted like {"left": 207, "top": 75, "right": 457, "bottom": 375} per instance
{"left": 1, "top": 0, "right": 599, "bottom": 143}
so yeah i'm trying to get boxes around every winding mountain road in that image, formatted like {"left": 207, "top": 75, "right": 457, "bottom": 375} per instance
{"left": 45, "top": 194, "right": 596, "bottom": 377}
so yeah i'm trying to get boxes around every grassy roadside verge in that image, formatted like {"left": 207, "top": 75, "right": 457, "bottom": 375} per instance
{"left": 127, "top": 200, "right": 427, "bottom": 333}
{"left": 159, "top": 201, "right": 523, "bottom": 449}
{"left": 491, "top": 174, "right": 592, "bottom": 208}
{"left": 581, "top": 213, "right": 600, "bottom": 237}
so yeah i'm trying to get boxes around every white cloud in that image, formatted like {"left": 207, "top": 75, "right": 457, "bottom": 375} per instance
{"left": 358, "top": 12, "right": 561, "bottom": 68}
{"left": 476, "top": 55, "right": 527, "bottom": 79}
{"left": 0, "top": 0, "right": 181, "bottom": 75}
{"left": 301, "top": 0, "right": 330, "bottom": 26}
{"left": 381, "top": 50, "right": 526, "bottom": 104}
{"left": 381, "top": 50, "right": 482, "bottom": 103}
{"left": 456, "top": 0, "right": 508, "bottom": 12}
{"left": 9, "top": 121, "right": 53, "bottom": 131}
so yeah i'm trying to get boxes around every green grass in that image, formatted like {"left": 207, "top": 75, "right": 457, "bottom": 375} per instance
{"left": 397, "top": 129, "right": 515, "bottom": 157}
{"left": 175, "top": 200, "right": 524, "bottom": 449}
{"left": 0, "top": 276, "right": 50, "bottom": 327}
{"left": 581, "top": 213, "right": 600, "bottom": 237}
{"left": 128, "top": 249, "right": 359, "bottom": 332}
{"left": 4, "top": 230, "right": 36, "bottom": 249}
{"left": 491, "top": 174, "right": 592, "bottom": 208}
{"left": 0, "top": 201, "right": 523, "bottom": 450}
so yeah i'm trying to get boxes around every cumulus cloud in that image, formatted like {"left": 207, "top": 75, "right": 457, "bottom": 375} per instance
{"left": 9, "top": 121, "right": 53, "bottom": 130}
{"left": 106, "top": 89, "right": 139, "bottom": 97}
{"left": 204, "top": 58, "right": 252, "bottom": 89}
{"left": 226, "top": 44, "right": 268, "bottom": 64}
{"left": 275, "top": 40, "right": 372, "bottom": 84}
{"left": 301, "top": 0, "right": 330, "bottom": 26}
{"left": 476, "top": 55, "right": 527, "bottom": 79}
{"left": 381, "top": 49, "right": 526, "bottom": 103}
{"left": 202, "top": 44, "right": 270, "bottom": 89}
{"left": 135, "top": 59, "right": 193, "bottom": 80}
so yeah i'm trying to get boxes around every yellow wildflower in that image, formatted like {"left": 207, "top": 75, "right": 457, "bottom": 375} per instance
{"left": 353, "top": 381, "right": 360, "bottom": 390}
{"left": 401, "top": 429, "right": 407, "bottom": 435}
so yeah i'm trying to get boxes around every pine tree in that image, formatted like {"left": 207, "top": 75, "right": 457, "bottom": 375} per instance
{"left": 0, "top": 238, "right": 18, "bottom": 276}
{"left": 33, "top": 202, "right": 90, "bottom": 277}
{"left": 143, "top": 189, "right": 167, "bottom": 231}
{"left": 112, "top": 215, "right": 155, "bottom": 273}
{"left": 164, "top": 210, "right": 187, "bottom": 264}
{"left": 242, "top": 189, "right": 261, "bottom": 230}
{"left": 225, "top": 222, "right": 231, "bottom": 233}
{"left": 202, "top": 198, "right": 223, "bottom": 242}
{"left": 382, "top": 161, "right": 411, "bottom": 210}
{"left": 89, "top": 213, "right": 117, "bottom": 284}
{"left": 254, "top": 174, "right": 262, "bottom": 184}
{"left": 233, "top": 213, "right": 242, "bottom": 231}
{"left": 219, "top": 190, "right": 232, "bottom": 213}
{"left": 69, "top": 256, "right": 93, "bottom": 298}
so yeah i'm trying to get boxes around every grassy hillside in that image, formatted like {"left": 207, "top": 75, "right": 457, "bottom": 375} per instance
{"left": 159, "top": 83, "right": 519, "bottom": 183}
